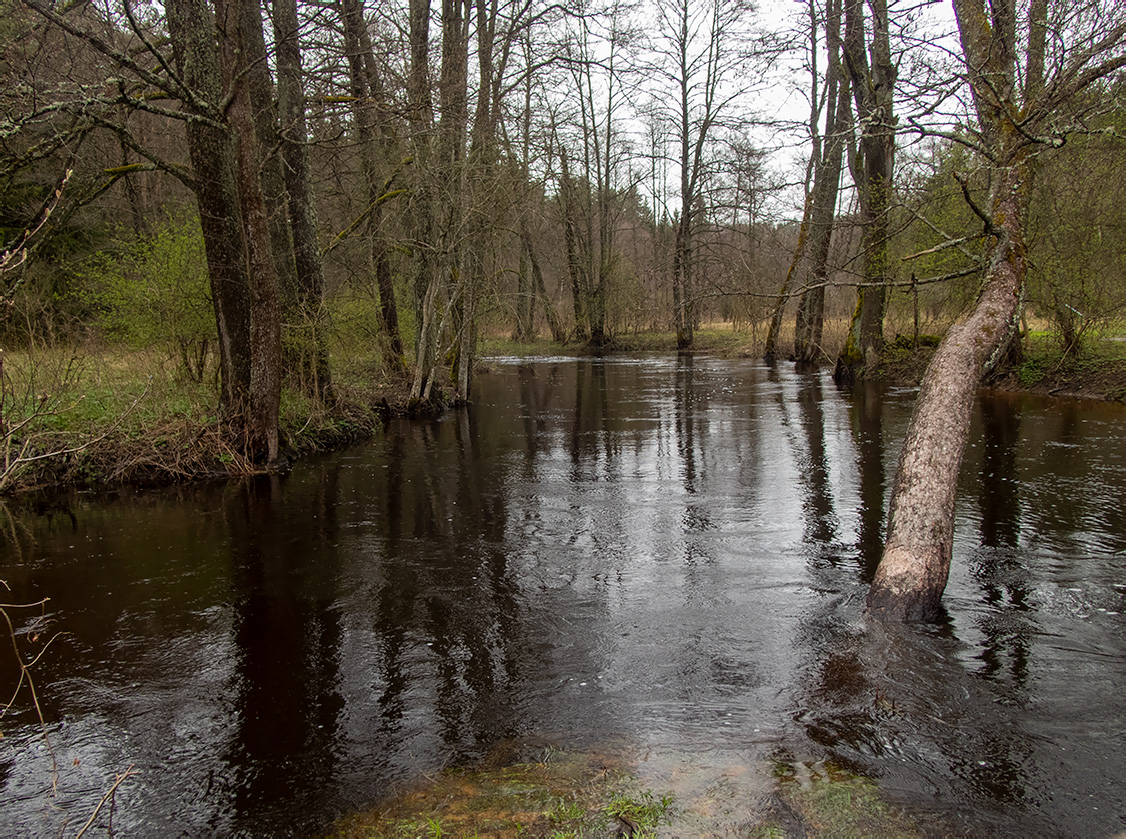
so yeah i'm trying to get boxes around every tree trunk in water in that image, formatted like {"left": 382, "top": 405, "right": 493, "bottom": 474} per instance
{"left": 868, "top": 0, "right": 1045, "bottom": 619}
{"left": 764, "top": 0, "right": 820, "bottom": 362}
{"left": 869, "top": 162, "right": 1026, "bottom": 619}
{"left": 764, "top": 193, "right": 812, "bottom": 361}
{"left": 673, "top": 213, "right": 692, "bottom": 350}
{"left": 794, "top": 0, "right": 847, "bottom": 364}
{"left": 274, "top": 0, "right": 333, "bottom": 398}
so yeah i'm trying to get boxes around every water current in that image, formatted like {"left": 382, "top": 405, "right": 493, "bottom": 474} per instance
{"left": 1, "top": 356, "right": 1124, "bottom": 836}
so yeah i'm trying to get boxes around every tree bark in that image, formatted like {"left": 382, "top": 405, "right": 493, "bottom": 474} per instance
{"left": 868, "top": 0, "right": 1029, "bottom": 620}
{"left": 274, "top": 0, "right": 333, "bottom": 398}
{"left": 794, "top": 0, "right": 848, "bottom": 364}
{"left": 165, "top": 0, "right": 252, "bottom": 417}
{"left": 340, "top": 0, "right": 408, "bottom": 377}
{"left": 837, "top": 0, "right": 895, "bottom": 380}
{"left": 868, "top": 161, "right": 1026, "bottom": 620}
{"left": 222, "top": 0, "right": 283, "bottom": 463}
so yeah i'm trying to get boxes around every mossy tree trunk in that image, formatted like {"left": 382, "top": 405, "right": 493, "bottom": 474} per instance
{"left": 274, "top": 0, "right": 333, "bottom": 398}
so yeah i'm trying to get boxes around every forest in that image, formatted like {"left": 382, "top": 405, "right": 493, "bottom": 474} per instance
{"left": 1, "top": 1, "right": 1126, "bottom": 831}
{"left": 0, "top": 0, "right": 1123, "bottom": 502}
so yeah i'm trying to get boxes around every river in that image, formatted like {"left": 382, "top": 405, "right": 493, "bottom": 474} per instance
{"left": 1, "top": 355, "right": 1124, "bottom": 836}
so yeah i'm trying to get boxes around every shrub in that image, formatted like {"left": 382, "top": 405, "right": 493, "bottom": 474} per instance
{"left": 78, "top": 214, "right": 215, "bottom": 381}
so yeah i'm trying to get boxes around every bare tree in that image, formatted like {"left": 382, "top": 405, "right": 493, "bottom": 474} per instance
{"left": 793, "top": 0, "right": 849, "bottom": 364}
{"left": 340, "top": 0, "right": 408, "bottom": 376}
{"left": 273, "top": 0, "right": 333, "bottom": 397}
{"left": 650, "top": 0, "right": 754, "bottom": 349}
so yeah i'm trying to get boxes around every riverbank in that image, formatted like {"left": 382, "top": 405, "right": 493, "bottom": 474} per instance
{"left": 3, "top": 331, "right": 1123, "bottom": 495}
{"left": 871, "top": 332, "right": 1126, "bottom": 401}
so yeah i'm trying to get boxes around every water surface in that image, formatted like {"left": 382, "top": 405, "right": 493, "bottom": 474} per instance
{"left": 1, "top": 356, "right": 1124, "bottom": 836}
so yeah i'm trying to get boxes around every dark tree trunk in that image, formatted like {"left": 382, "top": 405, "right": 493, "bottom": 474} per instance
{"left": 165, "top": 0, "right": 252, "bottom": 417}
{"left": 764, "top": 0, "right": 820, "bottom": 362}
{"left": 274, "top": 0, "right": 333, "bottom": 398}
{"left": 405, "top": 0, "right": 437, "bottom": 401}
{"left": 222, "top": 0, "right": 283, "bottom": 463}
{"left": 794, "top": 3, "right": 849, "bottom": 365}
{"left": 558, "top": 149, "right": 590, "bottom": 342}
{"left": 837, "top": 0, "right": 896, "bottom": 380}
{"left": 340, "top": 0, "right": 407, "bottom": 377}
{"left": 237, "top": 0, "right": 300, "bottom": 326}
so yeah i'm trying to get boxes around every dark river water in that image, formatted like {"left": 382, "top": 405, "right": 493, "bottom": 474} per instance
{"left": 1, "top": 356, "right": 1124, "bottom": 837}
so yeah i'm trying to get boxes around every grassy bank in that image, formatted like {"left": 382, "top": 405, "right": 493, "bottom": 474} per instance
{"left": 0, "top": 346, "right": 403, "bottom": 494}
{"left": 870, "top": 332, "right": 1126, "bottom": 401}
{"left": 4, "top": 328, "right": 1124, "bottom": 495}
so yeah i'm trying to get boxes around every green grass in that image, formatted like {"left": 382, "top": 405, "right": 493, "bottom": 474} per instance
{"left": 1014, "top": 333, "right": 1126, "bottom": 399}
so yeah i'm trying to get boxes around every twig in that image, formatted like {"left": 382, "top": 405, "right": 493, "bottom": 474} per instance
{"left": 73, "top": 764, "right": 138, "bottom": 839}
{"left": 1, "top": 378, "right": 153, "bottom": 491}
{"left": 1, "top": 596, "right": 60, "bottom": 794}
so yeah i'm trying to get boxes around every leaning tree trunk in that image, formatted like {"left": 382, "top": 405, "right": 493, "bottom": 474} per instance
{"left": 865, "top": 0, "right": 1080, "bottom": 620}
{"left": 868, "top": 159, "right": 1026, "bottom": 620}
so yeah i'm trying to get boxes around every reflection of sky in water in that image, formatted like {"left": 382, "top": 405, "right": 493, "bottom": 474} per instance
{"left": 1, "top": 357, "right": 1123, "bottom": 837}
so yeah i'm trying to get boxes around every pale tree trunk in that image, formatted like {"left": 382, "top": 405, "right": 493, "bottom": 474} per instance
{"left": 865, "top": 0, "right": 1126, "bottom": 620}
{"left": 868, "top": 162, "right": 1026, "bottom": 619}
{"left": 836, "top": 0, "right": 895, "bottom": 380}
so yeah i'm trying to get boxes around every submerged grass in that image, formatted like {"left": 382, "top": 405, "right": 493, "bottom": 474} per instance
{"left": 331, "top": 746, "right": 672, "bottom": 839}
{"left": 330, "top": 746, "right": 930, "bottom": 839}
{"left": 748, "top": 758, "right": 923, "bottom": 839}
